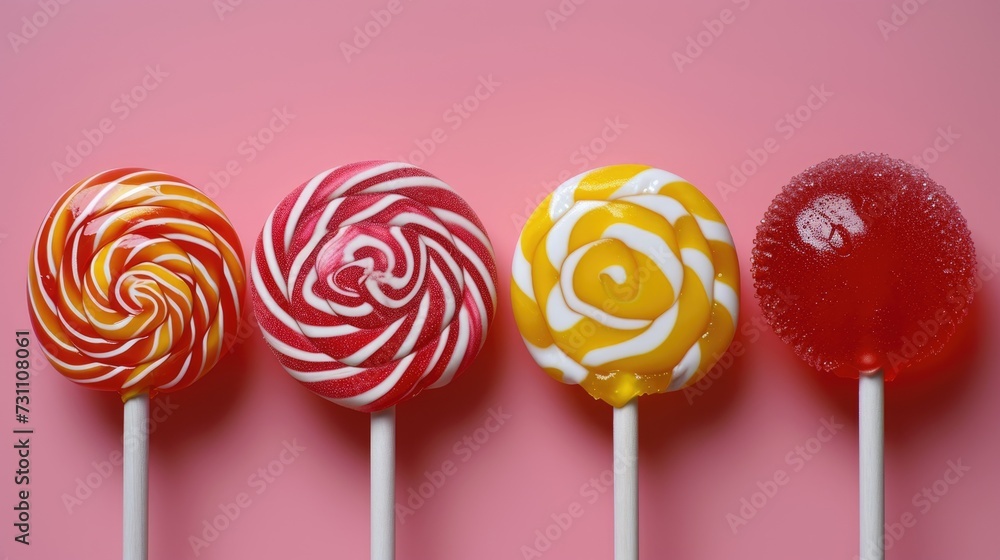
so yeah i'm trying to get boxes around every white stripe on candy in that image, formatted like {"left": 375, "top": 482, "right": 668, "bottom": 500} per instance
{"left": 251, "top": 161, "right": 498, "bottom": 412}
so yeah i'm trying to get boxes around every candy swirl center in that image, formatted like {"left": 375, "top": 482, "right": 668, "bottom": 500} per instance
{"left": 511, "top": 165, "right": 740, "bottom": 407}
{"left": 287, "top": 195, "right": 465, "bottom": 367}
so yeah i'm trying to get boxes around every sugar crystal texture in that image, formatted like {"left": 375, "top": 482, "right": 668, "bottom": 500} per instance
{"left": 752, "top": 153, "right": 976, "bottom": 379}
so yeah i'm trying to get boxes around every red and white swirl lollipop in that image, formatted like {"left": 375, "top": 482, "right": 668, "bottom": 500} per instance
{"left": 251, "top": 160, "right": 497, "bottom": 559}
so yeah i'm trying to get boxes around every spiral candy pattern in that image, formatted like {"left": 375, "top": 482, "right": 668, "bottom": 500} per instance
{"left": 251, "top": 161, "right": 497, "bottom": 412}
{"left": 511, "top": 164, "right": 739, "bottom": 407}
{"left": 28, "top": 168, "right": 246, "bottom": 401}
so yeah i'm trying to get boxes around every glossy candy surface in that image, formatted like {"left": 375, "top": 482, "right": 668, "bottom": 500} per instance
{"left": 28, "top": 168, "right": 246, "bottom": 401}
{"left": 752, "top": 153, "right": 977, "bottom": 379}
{"left": 512, "top": 164, "right": 740, "bottom": 407}
{"left": 252, "top": 161, "right": 498, "bottom": 412}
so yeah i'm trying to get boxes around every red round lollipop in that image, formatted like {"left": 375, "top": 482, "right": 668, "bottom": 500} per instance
{"left": 752, "top": 152, "right": 976, "bottom": 379}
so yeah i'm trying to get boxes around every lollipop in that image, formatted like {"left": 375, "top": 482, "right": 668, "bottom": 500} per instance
{"left": 752, "top": 153, "right": 976, "bottom": 560}
{"left": 251, "top": 160, "right": 497, "bottom": 559}
{"left": 28, "top": 168, "right": 246, "bottom": 560}
{"left": 512, "top": 164, "right": 740, "bottom": 559}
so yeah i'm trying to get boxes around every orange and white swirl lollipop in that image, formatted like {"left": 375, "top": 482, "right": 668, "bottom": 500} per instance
{"left": 27, "top": 168, "right": 246, "bottom": 560}
{"left": 28, "top": 168, "right": 246, "bottom": 400}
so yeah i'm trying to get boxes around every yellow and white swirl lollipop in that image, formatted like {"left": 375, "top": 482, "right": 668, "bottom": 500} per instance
{"left": 512, "top": 164, "right": 740, "bottom": 407}
{"left": 512, "top": 164, "right": 740, "bottom": 558}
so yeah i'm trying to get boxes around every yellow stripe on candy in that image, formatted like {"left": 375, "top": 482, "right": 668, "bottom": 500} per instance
{"left": 511, "top": 165, "right": 740, "bottom": 407}
{"left": 575, "top": 164, "right": 650, "bottom": 200}
{"left": 27, "top": 168, "right": 246, "bottom": 401}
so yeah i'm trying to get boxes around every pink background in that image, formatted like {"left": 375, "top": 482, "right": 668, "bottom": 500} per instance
{"left": 2, "top": 0, "right": 999, "bottom": 558}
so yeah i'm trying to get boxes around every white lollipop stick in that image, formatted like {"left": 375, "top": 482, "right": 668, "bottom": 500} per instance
{"left": 123, "top": 393, "right": 149, "bottom": 560}
{"left": 859, "top": 370, "right": 884, "bottom": 560}
{"left": 371, "top": 406, "right": 396, "bottom": 560}
{"left": 614, "top": 399, "right": 638, "bottom": 560}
